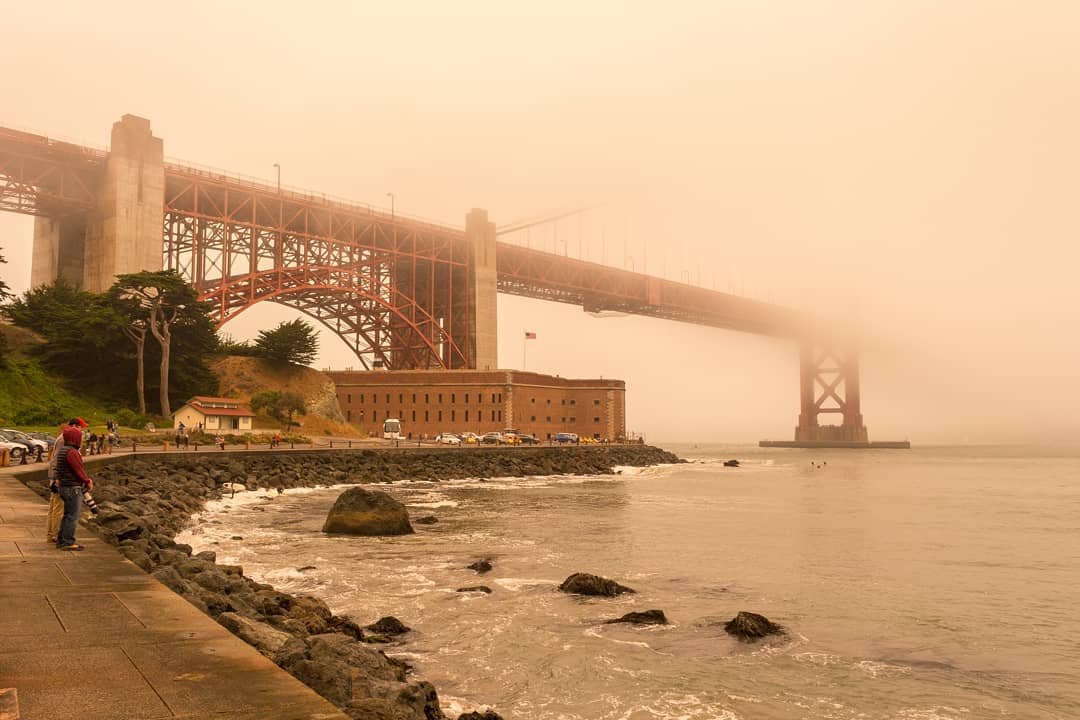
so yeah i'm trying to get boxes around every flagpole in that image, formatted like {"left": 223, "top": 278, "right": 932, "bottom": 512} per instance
{"left": 523, "top": 333, "right": 527, "bottom": 371}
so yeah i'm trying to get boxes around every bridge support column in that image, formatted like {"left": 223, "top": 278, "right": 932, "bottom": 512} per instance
{"left": 466, "top": 208, "right": 498, "bottom": 370}
{"left": 31, "top": 216, "right": 86, "bottom": 288}
{"left": 794, "top": 340, "right": 868, "bottom": 444}
{"left": 83, "top": 114, "right": 164, "bottom": 291}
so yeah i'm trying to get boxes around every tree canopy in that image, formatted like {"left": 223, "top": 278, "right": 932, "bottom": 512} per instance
{"left": 2, "top": 275, "right": 219, "bottom": 415}
{"left": 250, "top": 390, "right": 307, "bottom": 428}
{"left": 253, "top": 318, "right": 319, "bottom": 366}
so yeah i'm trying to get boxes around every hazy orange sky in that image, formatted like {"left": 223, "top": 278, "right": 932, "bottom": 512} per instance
{"left": 2, "top": 1, "right": 1078, "bottom": 443}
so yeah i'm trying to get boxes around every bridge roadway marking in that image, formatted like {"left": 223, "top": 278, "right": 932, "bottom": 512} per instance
{"left": 0, "top": 461, "right": 349, "bottom": 720}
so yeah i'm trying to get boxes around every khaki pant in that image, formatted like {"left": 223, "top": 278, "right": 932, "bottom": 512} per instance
{"left": 46, "top": 491, "right": 64, "bottom": 542}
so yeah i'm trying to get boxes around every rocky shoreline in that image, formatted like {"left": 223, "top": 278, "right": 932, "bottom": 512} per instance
{"left": 18, "top": 445, "right": 680, "bottom": 719}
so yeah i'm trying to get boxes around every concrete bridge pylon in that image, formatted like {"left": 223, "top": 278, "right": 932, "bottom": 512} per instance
{"left": 30, "top": 114, "right": 163, "bottom": 292}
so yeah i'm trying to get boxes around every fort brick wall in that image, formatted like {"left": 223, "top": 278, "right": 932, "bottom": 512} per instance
{"left": 328, "top": 369, "right": 626, "bottom": 441}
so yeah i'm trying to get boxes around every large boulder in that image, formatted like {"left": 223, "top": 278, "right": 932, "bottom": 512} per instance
{"left": 723, "top": 611, "right": 784, "bottom": 641}
{"left": 217, "top": 612, "right": 292, "bottom": 657}
{"left": 558, "top": 572, "right": 635, "bottom": 597}
{"left": 605, "top": 609, "right": 668, "bottom": 625}
{"left": 322, "top": 487, "right": 414, "bottom": 536}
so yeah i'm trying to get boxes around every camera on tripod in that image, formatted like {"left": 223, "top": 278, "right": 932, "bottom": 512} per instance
{"left": 82, "top": 490, "right": 100, "bottom": 515}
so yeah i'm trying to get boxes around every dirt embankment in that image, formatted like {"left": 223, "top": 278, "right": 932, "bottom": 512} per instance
{"left": 211, "top": 355, "right": 359, "bottom": 437}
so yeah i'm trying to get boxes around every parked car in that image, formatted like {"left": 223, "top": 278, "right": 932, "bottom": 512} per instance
{"left": 553, "top": 432, "right": 579, "bottom": 444}
{"left": 0, "top": 429, "right": 46, "bottom": 462}
{"left": 459, "top": 432, "right": 480, "bottom": 444}
{"left": 481, "top": 432, "right": 505, "bottom": 445}
{"left": 435, "top": 433, "right": 461, "bottom": 445}
{"left": 516, "top": 434, "right": 540, "bottom": 445}
{"left": 27, "top": 432, "right": 57, "bottom": 450}
{"left": 0, "top": 438, "right": 25, "bottom": 462}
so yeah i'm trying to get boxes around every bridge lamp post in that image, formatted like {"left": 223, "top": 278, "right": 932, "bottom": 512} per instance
{"left": 386, "top": 192, "right": 395, "bottom": 220}
{"left": 272, "top": 163, "right": 280, "bottom": 193}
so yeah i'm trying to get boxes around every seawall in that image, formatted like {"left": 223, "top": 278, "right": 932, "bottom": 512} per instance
{"left": 14, "top": 445, "right": 680, "bottom": 719}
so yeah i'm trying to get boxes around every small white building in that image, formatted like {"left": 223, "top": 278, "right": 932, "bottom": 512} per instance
{"left": 173, "top": 396, "right": 255, "bottom": 434}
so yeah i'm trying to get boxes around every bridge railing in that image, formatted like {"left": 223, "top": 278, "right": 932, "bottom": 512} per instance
{"left": 163, "top": 156, "right": 463, "bottom": 234}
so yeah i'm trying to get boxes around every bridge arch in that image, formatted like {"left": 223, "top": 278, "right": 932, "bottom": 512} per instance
{"left": 212, "top": 284, "right": 460, "bottom": 371}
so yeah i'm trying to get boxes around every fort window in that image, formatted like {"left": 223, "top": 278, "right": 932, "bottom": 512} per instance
{"left": 570, "top": 417, "right": 576, "bottom": 423}
{"left": 347, "top": 393, "right": 352, "bottom": 403}
{"left": 561, "top": 399, "right": 566, "bottom": 405}
{"left": 570, "top": 399, "right": 576, "bottom": 406}
{"left": 491, "top": 393, "right": 495, "bottom": 403}
{"left": 425, "top": 411, "right": 429, "bottom": 421}
{"left": 546, "top": 399, "right": 551, "bottom": 405}
{"left": 451, "top": 410, "right": 456, "bottom": 421}
{"left": 373, "top": 410, "right": 378, "bottom": 421}
{"left": 360, "top": 394, "right": 364, "bottom": 404}
{"left": 465, "top": 410, "right": 470, "bottom": 422}
{"left": 490, "top": 410, "right": 495, "bottom": 421}
{"left": 386, "top": 393, "right": 390, "bottom": 404}
{"left": 412, "top": 393, "right": 416, "bottom": 403}
{"left": 594, "top": 417, "right": 600, "bottom": 423}
{"left": 465, "top": 393, "right": 470, "bottom": 403}
{"left": 439, "top": 393, "right": 443, "bottom": 403}
{"left": 498, "top": 393, "right": 503, "bottom": 402}
{"left": 498, "top": 410, "right": 502, "bottom": 421}
{"left": 531, "top": 398, "right": 536, "bottom": 404}
{"left": 451, "top": 393, "right": 456, "bottom": 404}
{"left": 530, "top": 415, "right": 536, "bottom": 421}
{"left": 347, "top": 410, "right": 351, "bottom": 421}
{"left": 438, "top": 410, "right": 443, "bottom": 422}
{"left": 594, "top": 399, "right": 601, "bottom": 405}
{"left": 425, "top": 393, "right": 430, "bottom": 403}
{"left": 412, "top": 410, "right": 417, "bottom": 421}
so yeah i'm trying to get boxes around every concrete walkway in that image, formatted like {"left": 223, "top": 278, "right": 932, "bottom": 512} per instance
{"left": 0, "top": 464, "right": 348, "bottom": 720}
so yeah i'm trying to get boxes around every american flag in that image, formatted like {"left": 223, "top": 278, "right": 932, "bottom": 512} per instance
{"left": 524, "top": 331, "right": 537, "bottom": 339}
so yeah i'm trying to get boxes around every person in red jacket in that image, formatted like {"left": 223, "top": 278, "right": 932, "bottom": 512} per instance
{"left": 54, "top": 426, "right": 94, "bottom": 551}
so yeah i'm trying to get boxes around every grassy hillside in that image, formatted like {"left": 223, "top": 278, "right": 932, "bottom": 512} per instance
{"left": 0, "top": 356, "right": 113, "bottom": 430}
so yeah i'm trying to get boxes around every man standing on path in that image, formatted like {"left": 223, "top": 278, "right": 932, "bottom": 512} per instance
{"left": 54, "top": 425, "right": 94, "bottom": 551}
{"left": 46, "top": 417, "right": 87, "bottom": 543}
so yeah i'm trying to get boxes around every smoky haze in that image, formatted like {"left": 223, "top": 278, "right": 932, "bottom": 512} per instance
{"left": 1, "top": 1, "right": 1077, "bottom": 444}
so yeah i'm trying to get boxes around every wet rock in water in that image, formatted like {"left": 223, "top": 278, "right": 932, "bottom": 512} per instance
{"left": 459, "top": 711, "right": 504, "bottom": 720}
{"left": 558, "top": 572, "right": 635, "bottom": 597}
{"left": 296, "top": 565, "right": 317, "bottom": 572}
{"left": 723, "top": 611, "right": 784, "bottom": 641}
{"left": 605, "top": 609, "right": 668, "bottom": 625}
{"left": 467, "top": 559, "right": 493, "bottom": 574}
{"left": 456, "top": 586, "right": 492, "bottom": 594}
{"left": 195, "top": 550, "right": 217, "bottom": 563}
{"left": 414, "top": 515, "right": 439, "bottom": 524}
{"left": 230, "top": 535, "right": 244, "bottom": 540}
{"left": 366, "top": 616, "right": 411, "bottom": 636}
{"left": 322, "top": 487, "right": 414, "bottom": 536}
{"left": 723, "top": 459, "right": 740, "bottom": 467}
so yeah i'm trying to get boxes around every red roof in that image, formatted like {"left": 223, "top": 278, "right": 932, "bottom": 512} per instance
{"left": 185, "top": 398, "right": 255, "bottom": 417}
{"left": 190, "top": 395, "right": 246, "bottom": 405}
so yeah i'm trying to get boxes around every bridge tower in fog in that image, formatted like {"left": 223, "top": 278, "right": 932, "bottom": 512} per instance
{"left": 1, "top": 114, "right": 906, "bottom": 448}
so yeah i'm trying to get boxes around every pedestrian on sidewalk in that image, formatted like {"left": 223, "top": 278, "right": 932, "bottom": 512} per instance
{"left": 46, "top": 417, "right": 87, "bottom": 543}
{"left": 216, "top": 434, "right": 225, "bottom": 450}
{"left": 54, "top": 425, "right": 94, "bottom": 551}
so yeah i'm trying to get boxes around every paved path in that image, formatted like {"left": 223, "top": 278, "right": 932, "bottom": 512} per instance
{"left": 0, "top": 464, "right": 348, "bottom": 720}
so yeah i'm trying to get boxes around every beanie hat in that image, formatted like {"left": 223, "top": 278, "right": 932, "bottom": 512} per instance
{"left": 62, "top": 427, "right": 82, "bottom": 448}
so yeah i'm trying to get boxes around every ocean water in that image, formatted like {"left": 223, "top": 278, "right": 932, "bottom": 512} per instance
{"left": 176, "top": 444, "right": 1080, "bottom": 719}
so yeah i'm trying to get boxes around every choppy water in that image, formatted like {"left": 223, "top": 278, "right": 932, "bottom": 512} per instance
{"left": 176, "top": 445, "right": 1080, "bottom": 719}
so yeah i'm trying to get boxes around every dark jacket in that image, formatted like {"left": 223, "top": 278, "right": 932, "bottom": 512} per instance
{"left": 55, "top": 444, "right": 91, "bottom": 488}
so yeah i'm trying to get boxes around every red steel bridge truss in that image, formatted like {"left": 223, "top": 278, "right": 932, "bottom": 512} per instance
{"left": 161, "top": 166, "right": 472, "bottom": 371}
